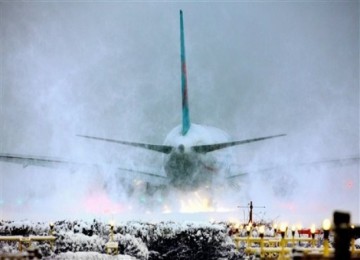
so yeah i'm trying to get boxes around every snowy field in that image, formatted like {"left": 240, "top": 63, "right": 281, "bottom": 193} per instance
{"left": 1, "top": 219, "right": 360, "bottom": 259}
{"left": 0, "top": 219, "right": 242, "bottom": 259}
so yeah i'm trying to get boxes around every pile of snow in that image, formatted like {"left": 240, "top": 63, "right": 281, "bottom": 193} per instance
{"left": 52, "top": 252, "right": 136, "bottom": 259}
{"left": 0, "top": 219, "right": 242, "bottom": 260}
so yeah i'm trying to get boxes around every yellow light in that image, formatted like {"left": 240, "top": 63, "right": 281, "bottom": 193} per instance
{"left": 228, "top": 217, "right": 238, "bottom": 226}
{"left": 180, "top": 191, "right": 215, "bottom": 213}
{"left": 259, "top": 225, "right": 265, "bottom": 235}
{"left": 109, "top": 220, "right": 115, "bottom": 228}
{"left": 291, "top": 225, "right": 296, "bottom": 232}
{"left": 322, "top": 219, "right": 331, "bottom": 231}
{"left": 310, "top": 224, "right": 316, "bottom": 234}
{"left": 246, "top": 225, "right": 251, "bottom": 232}
{"left": 297, "top": 224, "right": 302, "bottom": 231}
{"left": 273, "top": 223, "right": 278, "bottom": 229}
{"left": 280, "top": 223, "right": 287, "bottom": 232}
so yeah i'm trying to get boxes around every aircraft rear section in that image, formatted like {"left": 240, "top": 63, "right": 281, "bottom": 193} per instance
{"left": 164, "top": 150, "right": 214, "bottom": 190}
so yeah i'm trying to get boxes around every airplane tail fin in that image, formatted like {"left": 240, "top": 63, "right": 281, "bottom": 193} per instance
{"left": 180, "top": 10, "right": 190, "bottom": 136}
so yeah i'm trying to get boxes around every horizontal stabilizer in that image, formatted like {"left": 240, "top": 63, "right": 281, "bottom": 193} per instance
{"left": 192, "top": 134, "right": 286, "bottom": 153}
{"left": 77, "top": 135, "right": 173, "bottom": 154}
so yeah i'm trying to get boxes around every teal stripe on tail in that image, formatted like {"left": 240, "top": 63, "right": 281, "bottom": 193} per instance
{"left": 180, "top": 10, "right": 190, "bottom": 136}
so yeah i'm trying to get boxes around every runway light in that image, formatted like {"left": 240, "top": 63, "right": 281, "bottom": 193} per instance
{"left": 280, "top": 223, "right": 287, "bottom": 258}
{"left": 259, "top": 225, "right": 265, "bottom": 258}
{"left": 311, "top": 224, "right": 316, "bottom": 247}
{"left": 109, "top": 220, "right": 115, "bottom": 242}
{"left": 49, "top": 222, "right": 54, "bottom": 236}
{"left": 322, "top": 219, "right": 331, "bottom": 257}
{"left": 273, "top": 223, "right": 278, "bottom": 237}
{"left": 297, "top": 223, "right": 302, "bottom": 238}
{"left": 310, "top": 224, "right": 316, "bottom": 234}
{"left": 273, "top": 223, "right": 278, "bottom": 231}
{"left": 323, "top": 219, "right": 331, "bottom": 232}
{"left": 291, "top": 225, "right": 296, "bottom": 238}
{"left": 280, "top": 223, "right": 287, "bottom": 237}
{"left": 259, "top": 225, "right": 265, "bottom": 237}
{"left": 246, "top": 224, "right": 251, "bottom": 237}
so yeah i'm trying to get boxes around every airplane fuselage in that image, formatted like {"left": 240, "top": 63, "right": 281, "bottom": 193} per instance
{"left": 163, "top": 123, "right": 232, "bottom": 190}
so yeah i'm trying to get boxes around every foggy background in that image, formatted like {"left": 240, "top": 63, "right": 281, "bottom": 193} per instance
{"left": 0, "top": 1, "right": 359, "bottom": 226}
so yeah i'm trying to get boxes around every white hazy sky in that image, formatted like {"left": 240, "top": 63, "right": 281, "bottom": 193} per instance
{"left": 0, "top": 1, "right": 359, "bottom": 225}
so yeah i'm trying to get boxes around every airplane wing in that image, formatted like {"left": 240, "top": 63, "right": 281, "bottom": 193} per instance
{"left": 192, "top": 134, "right": 286, "bottom": 153}
{"left": 77, "top": 134, "right": 285, "bottom": 154}
{"left": 0, "top": 153, "right": 167, "bottom": 180}
{"left": 226, "top": 156, "right": 360, "bottom": 179}
{"left": 249, "top": 156, "right": 359, "bottom": 174}
{"left": 77, "top": 135, "right": 173, "bottom": 154}
{"left": 0, "top": 153, "right": 80, "bottom": 168}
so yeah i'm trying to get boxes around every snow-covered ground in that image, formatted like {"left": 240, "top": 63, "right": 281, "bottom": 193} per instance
{"left": 53, "top": 252, "right": 136, "bottom": 259}
{"left": 1, "top": 219, "right": 359, "bottom": 259}
{"left": 0, "top": 219, "right": 242, "bottom": 259}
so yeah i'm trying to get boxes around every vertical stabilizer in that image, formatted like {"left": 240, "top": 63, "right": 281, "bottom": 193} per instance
{"left": 180, "top": 10, "right": 190, "bottom": 136}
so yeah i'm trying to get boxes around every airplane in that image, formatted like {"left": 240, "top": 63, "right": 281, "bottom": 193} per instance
{"left": 0, "top": 10, "right": 285, "bottom": 194}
